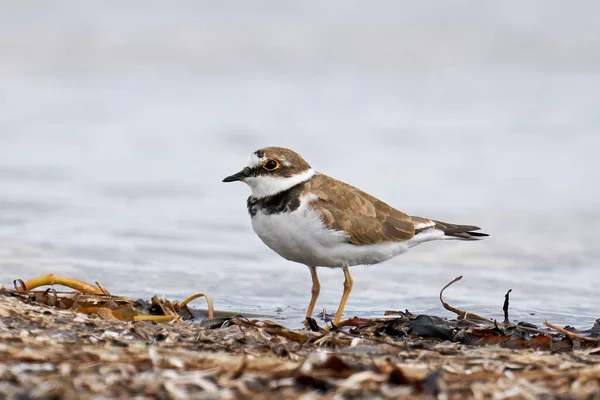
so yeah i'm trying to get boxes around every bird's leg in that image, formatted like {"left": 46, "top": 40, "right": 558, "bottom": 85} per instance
{"left": 333, "top": 266, "right": 353, "bottom": 326}
{"left": 304, "top": 266, "right": 320, "bottom": 326}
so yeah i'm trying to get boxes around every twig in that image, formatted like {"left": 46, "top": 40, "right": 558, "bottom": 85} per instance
{"left": 544, "top": 321, "right": 599, "bottom": 343}
{"left": 132, "top": 315, "right": 177, "bottom": 322}
{"left": 439, "top": 276, "right": 492, "bottom": 323}
{"left": 95, "top": 281, "right": 111, "bottom": 296}
{"left": 503, "top": 289, "right": 512, "bottom": 324}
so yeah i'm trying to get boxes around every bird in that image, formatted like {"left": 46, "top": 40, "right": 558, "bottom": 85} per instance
{"left": 223, "top": 147, "right": 488, "bottom": 327}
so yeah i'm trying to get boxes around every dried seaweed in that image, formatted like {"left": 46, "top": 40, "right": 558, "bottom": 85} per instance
{"left": 439, "top": 276, "right": 493, "bottom": 323}
{"left": 8, "top": 274, "right": 215, "bottom": 323}
{"left": 544, "top": 321, "right": 600, "bottom": 343}
{"left": 503, "top": 288, "right": 512, "bottom": 324}
{"left": 1, "top": 274, "right": 599, "bottom": 399}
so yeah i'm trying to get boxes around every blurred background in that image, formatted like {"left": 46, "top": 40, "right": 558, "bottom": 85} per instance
{"left": 1, "top": 1, "right": 598, "bottom": 326}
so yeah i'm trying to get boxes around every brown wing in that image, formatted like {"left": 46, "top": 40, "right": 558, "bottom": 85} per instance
{"left": 304, "top": 174, "right": 415, "bottom": 245}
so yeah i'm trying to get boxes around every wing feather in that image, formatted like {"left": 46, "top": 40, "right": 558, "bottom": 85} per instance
{"left": 305, "top": 174, "right": 415, "bottom": 245}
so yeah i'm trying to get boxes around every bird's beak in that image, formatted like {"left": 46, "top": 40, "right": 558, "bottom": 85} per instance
{"left": 222, "top": 169, "right": 248, "bottom": 183}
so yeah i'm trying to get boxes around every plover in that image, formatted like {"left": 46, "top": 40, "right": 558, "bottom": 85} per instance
{"left": 223, "top": 147, "right": 488, "bottom": 326}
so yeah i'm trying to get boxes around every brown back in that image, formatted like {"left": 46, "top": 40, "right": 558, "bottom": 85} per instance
{"left": 304, "top": 174, "right": 415, "bottom": 245}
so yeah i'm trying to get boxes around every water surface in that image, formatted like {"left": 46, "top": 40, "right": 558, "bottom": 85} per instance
{"left": 1, "top": 2, "right": 599, "bottom": 328}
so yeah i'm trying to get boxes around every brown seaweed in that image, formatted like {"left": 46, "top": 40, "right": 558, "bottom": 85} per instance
{"left": 1, "top": 274, "right": 599, "bottom": 399}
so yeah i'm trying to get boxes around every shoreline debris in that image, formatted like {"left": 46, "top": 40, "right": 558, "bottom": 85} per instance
{"left": 1, "top": 274, "right": 599, "bottom": 398}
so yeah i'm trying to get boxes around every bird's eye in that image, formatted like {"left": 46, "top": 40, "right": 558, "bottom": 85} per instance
{"left": 263, "top": 160, "right": 279, "bottom": 171}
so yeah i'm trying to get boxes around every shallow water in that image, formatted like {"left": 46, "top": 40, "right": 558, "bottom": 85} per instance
{"left": 1, "top": 2, "right": 599, "bottom": 328}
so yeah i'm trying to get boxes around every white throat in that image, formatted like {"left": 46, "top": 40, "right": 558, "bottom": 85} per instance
{"left": 245, "top": 169, "right": 315, "bottom": 198}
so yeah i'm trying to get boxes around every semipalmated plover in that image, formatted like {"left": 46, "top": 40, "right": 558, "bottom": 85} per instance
{"left": 223, "top": 147, "right": 488, "bottom": 326}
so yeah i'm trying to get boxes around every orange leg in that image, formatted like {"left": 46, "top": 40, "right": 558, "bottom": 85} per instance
{"left": 304, "top": 266, "right": 321, "bottom": 325}
{"left": 333, "top": 266, "right": 353, "bottom": 326}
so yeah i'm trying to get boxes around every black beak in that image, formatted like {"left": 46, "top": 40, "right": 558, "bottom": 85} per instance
{"left": 222, "top": 169, "right": 248, "bottom": 183}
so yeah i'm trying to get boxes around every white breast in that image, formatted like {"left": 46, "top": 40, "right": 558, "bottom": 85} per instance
{"left": 250, "top": 195, "right": 410, "bottom": 268}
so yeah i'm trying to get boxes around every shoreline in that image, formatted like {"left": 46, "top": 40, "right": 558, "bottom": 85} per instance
{"left": 1, "top": 283, "right": 599, "bottom": 399}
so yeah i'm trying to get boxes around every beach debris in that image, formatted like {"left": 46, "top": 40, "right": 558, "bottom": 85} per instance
{"left": 8, "top": 273, "right": 214, "bottom": 323}
{"left": 1, "top": 273, "right": 599, "bottom": 398}
{"left": 1, "top": 292, "right": 599, "bottom": 399}
{"left": 503, "top": 288, "right": 512, "bottom": 324}
{"left": 438, "top": 275, "right": 493, "bottom": 323}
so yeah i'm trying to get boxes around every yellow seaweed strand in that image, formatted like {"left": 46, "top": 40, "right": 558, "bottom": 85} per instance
{"left": 20, "top": 274, "right": 105, "bottom": 295}
{"left": 179, "top": 293, "right": 214, "bottom": 320}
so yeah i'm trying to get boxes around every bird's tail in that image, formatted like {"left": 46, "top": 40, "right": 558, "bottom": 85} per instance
{"left": 411, "top": 216, "right": 489, "bottom": 240}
